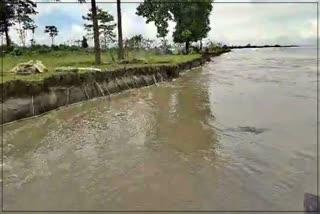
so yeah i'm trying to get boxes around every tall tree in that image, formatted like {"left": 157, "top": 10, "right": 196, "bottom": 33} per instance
{"left": 117, "top": 0, "right": 124, "bottom": 60}
{"left": 127, "top": 34, "right": 143, "bottom": 50}
{"left": 90, "top": 0, "right": 101, "bottom": 64}
{"left": 136, "top": 1, "right": 171, "bottom": 39}
{"left": 20, "top": 19, "right": 36, "bottom": 46}
{"left": 136, "top": 0, "right": 213, "bottom": 54}
{"left": 82, "top": 7, "right": 116, "bottom": 50}
{"left": 26, "top": 22, "right": 37, "bottom": 46}
{"left": 101, "top": 24, "right": 116, "bottom": 49}
{"left": 54, "top": 0, "right": 101, "bottom": 64}
{"left": 173, "top": 1, "right": 212, "bottom": 53}
{"left": 141, "top": 37, "right": 154, "bottom": 50}
{"left": 0, "top": 0, "right": 37, "bottom": 47}
{"left": 44, "top": 25, "right": 58, "bottom": 46}
{"left": 0, "top": 1, "right": 14, "bottom": 46}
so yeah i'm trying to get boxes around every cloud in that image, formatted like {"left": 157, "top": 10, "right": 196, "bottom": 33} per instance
{"left": 7, "top": 1, "right": 317, "bottom": 46}
{"left": 209, "top": 3, "right": 317, "bottom": 45}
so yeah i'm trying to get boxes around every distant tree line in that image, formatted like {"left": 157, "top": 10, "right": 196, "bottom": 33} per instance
{"left": 226, "top": 44, "right": 298, "bottom": 49}
{"left": 1, "top": 0, "right": 215, "bottom": 61}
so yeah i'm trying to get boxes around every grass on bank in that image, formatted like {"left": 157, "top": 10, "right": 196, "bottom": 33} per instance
{"left": 1, "top": 50, "right": 201, "bottom": 83}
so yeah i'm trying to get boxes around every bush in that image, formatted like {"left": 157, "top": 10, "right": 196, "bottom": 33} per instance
{"left": 51, "top": 45, "right": 60, "bottom": 51}
{"left": 191, "top": 46, "right": 200, "bottom": 54}
{"left": 69, "top": 45, "right": 81, "bottom": 51}
{"left": 37, "top": 46, "right": 51, "bottom": 54}
{"left": 9, "top": 47, "right": 24, "bottom": 56}
{"left": 0, "top": 45, "right": 14, "bottom": 54}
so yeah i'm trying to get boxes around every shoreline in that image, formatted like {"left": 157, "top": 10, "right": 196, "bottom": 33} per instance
{"left": 1, "top": 49, "right": 230, "bottom": 125}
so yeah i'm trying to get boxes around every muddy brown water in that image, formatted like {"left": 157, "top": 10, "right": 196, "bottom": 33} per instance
{"left": 1, "top": 47, "right": 317, "bottom": 212}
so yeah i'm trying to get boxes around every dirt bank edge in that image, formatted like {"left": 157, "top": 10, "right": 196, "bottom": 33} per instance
{"left": 1, "top": 50, "right": 230, "bottom": 124}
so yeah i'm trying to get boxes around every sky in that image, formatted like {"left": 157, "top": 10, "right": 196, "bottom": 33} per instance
{"left": 6, "top": 0, "right": 318, "bottom": 47}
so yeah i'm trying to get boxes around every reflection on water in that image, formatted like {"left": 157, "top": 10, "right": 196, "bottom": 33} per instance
{"left": 2, "top": 47, "right": 318, "bottom": 212}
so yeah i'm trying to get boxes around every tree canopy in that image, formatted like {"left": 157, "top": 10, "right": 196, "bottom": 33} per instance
{"left": 82, "top": 8, "right": 116, "bottom": 35}
{"left": 127, "top": 34, "right": 143, "bottom": 50}
{"left": 44, "top": 25, "right": 58, "bottom": 46}
{"left": 82, "top": 7, "right": 116, "bottom": 49}
{"left": 136, "top": 1, "right": 172, "bottom": 38}
{"left": 0, "top": 0, "right": 37, "bottom": 46}
{"left": 53, "top": 0, "right": 102, "bottom": 64}
{"left": 136, "top": 0, "right": 213, "bottom": 53}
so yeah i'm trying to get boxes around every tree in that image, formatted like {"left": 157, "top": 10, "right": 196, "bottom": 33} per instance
{"left": 136, "top": 1, "right": 171, "bottom": 38}
{"left": 172, "top": 1, "right": 212, "bottom": 54}
{"left": 159, "top": 38, "right": 172, "bottom": 54}
{"left": 0, "top": 0, "right": 14, "bottom": 46}
{"left": 101, "top": 25, "right": 116, "bottom": 49}
{"left": 54, "top": 0, "right": 101, "bottom": 64}
{"left": 82, "top": 7, "right": 116, "bottom": 50}
{"left": 44, "top": 25, "right": 58, "bottom": 46}
{"left": 0, "top": 0, "right": 37, "bottom": 47}
{"left": 136, "top": 0, "right": 213, "bottom": 54}
{"left": 117, "top": 0, "right": 124, "bottom": 60}
{"left": 141, "top": 37, "right": 154, "bottom": 50}
{"left": 30, "top": 38, "right": 35, "bottom": 46}
{"left": 74, "top": 39, "right": 82, "bottom": 47}
{"left": 127, "top": 34, "right": 143, "bottom": 50}
{"left": 23, "top": 21, "right": 37, "bottom": 46}
{"left": 90, "top": 0, "right": 101, "bottom": 64}
{"left": 16, "top": 10, "right": 36, "bottom": 46}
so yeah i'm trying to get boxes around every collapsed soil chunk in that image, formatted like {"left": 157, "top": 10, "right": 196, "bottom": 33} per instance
{"left": 10, "top": 60, "right": 48, "bottom": 75}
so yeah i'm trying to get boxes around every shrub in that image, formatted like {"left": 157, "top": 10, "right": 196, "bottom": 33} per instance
{"left": 9, "top": 47, "right": 24, "bottom": 56}
{"left": 37, "top": 46, "right": 51, "bottom": 54}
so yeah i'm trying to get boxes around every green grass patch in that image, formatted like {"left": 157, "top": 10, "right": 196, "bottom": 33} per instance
{"left": 1, "top": 50, "right": 201, "bottom": 83}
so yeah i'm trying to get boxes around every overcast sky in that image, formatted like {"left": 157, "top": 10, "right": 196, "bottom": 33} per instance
{"left": 7, "top": 0, "right": 318, "bottom": 46}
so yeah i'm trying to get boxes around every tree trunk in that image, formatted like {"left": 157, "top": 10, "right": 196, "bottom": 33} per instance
{"left": 200, "top": 40, "right": 203, "bottom": 51}
{"left": 4, "top": 25, "right": 10, "bottom": 47}
{"left": 23, "top": 29, "right": 27, "bottom": 47}
{"left": 31, "top": 32, "right": 35, "bottom": 46}
{"left": 104, "top": 33, "right": 107, "bottom": 50}
{"left": 185, "top": 40, "right": 190, "bottom": 54}
{"left": 117, "top": 0, "right": 124, "bottom": 60}
{"left": 17, "top": 20, "right": 26, "bottom": 47}
{"left": 91, "top": 0, "right": 101, "bottom": 65}
{"left": 51, "top": 37, "right": 54, "bottom": 46}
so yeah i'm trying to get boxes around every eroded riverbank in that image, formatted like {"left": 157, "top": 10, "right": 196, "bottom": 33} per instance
{"left": 1, "top": 50, "right": 229, "bottom": 125}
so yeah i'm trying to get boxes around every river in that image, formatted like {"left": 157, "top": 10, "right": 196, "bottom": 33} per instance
{"left": 1, "top": 47, "right": 318, "bottom": 212}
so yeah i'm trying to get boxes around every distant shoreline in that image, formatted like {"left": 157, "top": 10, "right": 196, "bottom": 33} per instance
{"left": 227, "top": 45, "right": 299, "bottom": 49}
